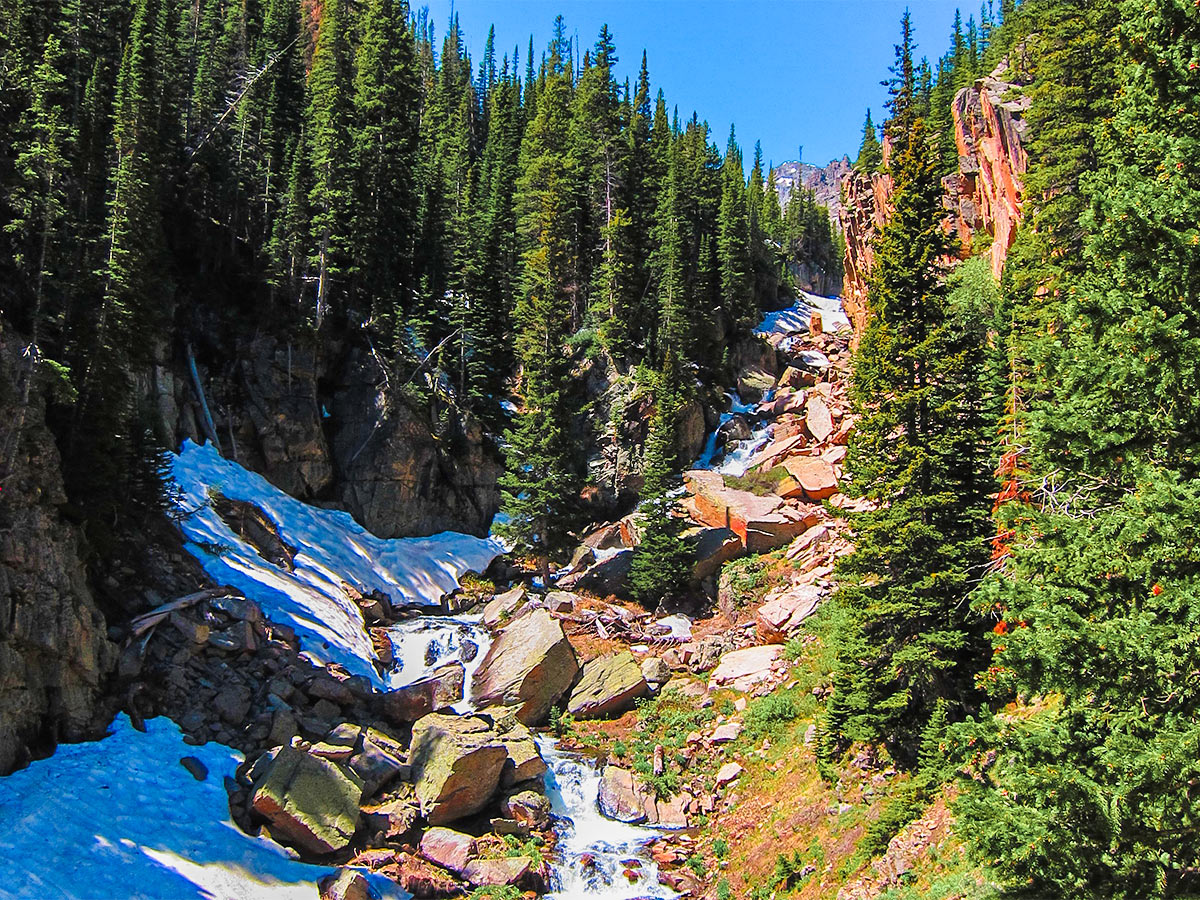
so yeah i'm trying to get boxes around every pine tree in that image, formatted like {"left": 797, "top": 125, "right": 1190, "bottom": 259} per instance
{"left": 717, "top": 126, "right": 753, "bottom": 333}
{"left": 953, "top": 6, "right": 1200, "bottom": 894}
{"left": 824, "top": 15, "right": 996, "bottom": 767}
{"left": 498, "top": 26, "right": 580, "bottom": 582}
{"left": 629, "top": 350, "right": 692, "bottom": 608}
{"left": 352, "top": 0, "right": 419, "bottom": 346}
{"left": 305, "top": 0, "right": 354, "bottom": 327}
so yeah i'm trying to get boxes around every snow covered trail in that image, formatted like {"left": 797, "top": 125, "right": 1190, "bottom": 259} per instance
{"left": 171, "top": 440, "right": 502, "bottom": 687}
{"left": 0, "top": 714, "right": 406, "bottom": 900}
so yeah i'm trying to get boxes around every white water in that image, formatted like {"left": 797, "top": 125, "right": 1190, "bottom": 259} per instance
{"left": 693, "top": 389, "right": 772, "bottom": 477}
{"left": 386, "top": 615, "right": 490, "bottom": 711}
{"left": 538, "top": 738, "right": 677, "bottom": 900}
{"left": 384, "top": 621, "right": 677, "bottom": 899}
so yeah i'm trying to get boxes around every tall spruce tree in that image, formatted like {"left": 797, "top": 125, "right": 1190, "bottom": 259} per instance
{"left": 305, "top": 0, "right": 354, "bottom": 327}
{"left": 498, "top": 26, "right": 580, "bottom": 581}
{"left": 824, "top": 13, "right": 996, "bottom": 767}
{"left": 629, "top": 349, "right": 692, "bottom": 608}
{"left": 352, "top": 0, "right": 420, "bottom": 346}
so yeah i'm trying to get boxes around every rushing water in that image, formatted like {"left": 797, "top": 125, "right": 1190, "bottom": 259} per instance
{"left": 693, "top": 389, "right": 773, "bottom": 477}
{"left": 385, "top": 615, "right": 676, "bottom": 898}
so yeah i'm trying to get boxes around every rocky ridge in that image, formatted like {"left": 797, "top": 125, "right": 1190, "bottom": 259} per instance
{"left": 840, "top": 53, "right": 1032, "bottom": 337}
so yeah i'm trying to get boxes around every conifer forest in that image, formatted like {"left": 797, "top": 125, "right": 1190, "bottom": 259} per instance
{"left": 1, "top": 1, "right": 1199, "bottom": 898}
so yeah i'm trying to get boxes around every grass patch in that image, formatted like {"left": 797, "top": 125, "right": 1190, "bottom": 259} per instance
{"left": 724, "top": 465, "right": 793, "bottom": 496}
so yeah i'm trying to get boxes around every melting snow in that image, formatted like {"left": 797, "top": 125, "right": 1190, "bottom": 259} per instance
{"left": 0, "top": 714, "right": 407, "bottom": 900}
{"left": 171, "top": 440, "right": 502, "bottom": 687}
{"left": 755, "top": 291, "right": 850, "bottom": 337}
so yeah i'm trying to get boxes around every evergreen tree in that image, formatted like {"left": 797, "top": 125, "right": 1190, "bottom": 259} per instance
{"left": 498, "top": 26, "right": 580, "bottom": 582}
{"left": 629, "top": 350, "right": 692, "bottom": 608}
{"left": 352, "top": 0, "right": 420, "bottom": 346}
{"left": 305, "top": 0, "right": 354, "bottom": 326}
{"left": 855, "top": 108, "right": 883, "bottom": 172}
{"left": 824, "top": 16, "right": 997, "bottom": 766}
{"left": 954, "top": 6, "right": 1200, "bottom": 894}
{"left": 717, "top": 126, "right": 753, "bottom": 333}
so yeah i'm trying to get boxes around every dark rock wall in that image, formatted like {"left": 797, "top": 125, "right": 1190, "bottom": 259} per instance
{"left": 0, "top": 327, "right": 118, "bottom": 774}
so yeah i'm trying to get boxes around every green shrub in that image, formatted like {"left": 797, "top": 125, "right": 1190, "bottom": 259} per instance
{"left": 745, "top": 690, "right": 801, "bottom": 738}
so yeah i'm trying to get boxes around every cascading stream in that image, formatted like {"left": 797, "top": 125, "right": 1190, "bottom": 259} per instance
{"left": 386, "top": 617, "right": 676, "bottom": 898}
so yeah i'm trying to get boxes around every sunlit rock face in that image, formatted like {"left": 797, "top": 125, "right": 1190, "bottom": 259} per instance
{"left": 840, "top": 50, "right": 1032, "bottom": 342}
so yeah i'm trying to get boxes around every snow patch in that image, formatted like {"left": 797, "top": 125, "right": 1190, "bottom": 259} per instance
{"left": 755, "top": 291, "right": 850, "bottom": 337}
{"left": 171, "top": 440, "right": 502, "bottom": 687}
{"left": 0, "top": 714, "right": 408, "bottom": 900}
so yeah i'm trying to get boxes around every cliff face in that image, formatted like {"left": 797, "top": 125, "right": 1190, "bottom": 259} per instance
{"left": 0, "top": 328, "right": 118, "bottom": 774}
{"left": 947, "top": 54, "right": 1032, "bottom": 278}
{"left": 840, "top": 54, "right": 1032, "bottom": 334}
{"left": 142, "top": 333, "right": 501, "bottom": 540}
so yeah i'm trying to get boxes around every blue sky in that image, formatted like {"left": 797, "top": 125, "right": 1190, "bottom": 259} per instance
{"left": 422, "top": 1, "right": 975, "bottom": 168}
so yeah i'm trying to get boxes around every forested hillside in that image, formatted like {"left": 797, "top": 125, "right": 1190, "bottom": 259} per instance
{"left": 0, "top": 0, "right": 840, "bottom": 557}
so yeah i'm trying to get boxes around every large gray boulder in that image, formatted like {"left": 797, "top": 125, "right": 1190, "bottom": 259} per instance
{"left": 472, "top": 609, "right": 579, "bottom": 725}
{"left": 567, "top": 652, "right": 649, "bottom": 719}
{"left": 407, "top": 713, "right": 509, "bottom": 826}
{"left": 251, "top": 745, "right": 364, "bottom": 854}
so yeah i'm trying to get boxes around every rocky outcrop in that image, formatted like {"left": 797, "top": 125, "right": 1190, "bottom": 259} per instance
{"left": 407, "top": 713, "right": 510, "bottom": 826}
{"left": 566, "top": 651, "right": 649, "bottom": 719}
{"left": 771, "top": 157, "right": 854, "bottom": 226}
{"left": 947, "top": 54, "right": 1032, "bottom": 278}
{"left": 839, "top": 160, "right": 894, "bottom": 338}
{"left": 250, "top": 745, "right": 364, "bottom": 854}
{"left": 0, "top": 328, "right": 118, "bottom": 775}
{"left": 598, "top": 765, "right": 688, "bottom": 827}
{"left": 841, "top": 53, "right": 1031, "bottom": 337}
{"left": 473, "top": 609, "right": 580, "bottom": 726}
{"left": 326, "top": 346, "right": 502, "bottom": 538}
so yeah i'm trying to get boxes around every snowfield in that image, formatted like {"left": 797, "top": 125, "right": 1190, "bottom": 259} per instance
{"left": 755, "top": 290, "right": 851, "bottom": 337}
{"left": 171, "top": 440, "right": 502, "bottom": 687}
{"left": 0, "top": 714, "right": 407, "bottom": 900}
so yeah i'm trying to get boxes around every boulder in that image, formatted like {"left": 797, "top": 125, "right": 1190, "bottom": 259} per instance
{"left": 781, "top": 456, "right": 839, "bottom": 501}
{"left": 407, "top": 713, "right": 509, "bottom": 826}
{"left": 805, "top": 395, "right": 834, "bottom": 442}
{"left": 419, "top": 826, "right": 477, "bottom": 875}
{"left": 745, "top": 434, "right": 808, "bottom": 472}
{"left": 710, "top": 722, "right": 743, "bottom": 743}
{"left": 685, "top": 469, "right": 822, "bottom": 552}
{"left": 377, "top": 662, "right": 464, "bottom": 723}
{"left": 756, "top": 584, "right": 823, "bottom": 644}
{"left": 716, "top": 762, "right": 744, "bottom": 787}
{"left": 501, "top": 790, "right": 551, "bottom": 829}
{"left": 598, "top": 765, "right": 687, "bottom": 828}
{"left": 736, "top": 366, "right": 776, "bottom": 403}
{"left": 493, "top": 713, "right": 548, "bottom": 787}
{"left": 318, "top": 868, "right": 374, "bottom": 900}
{"left": 567, "top": 652, "right": 649, "bottom": 719}
{"left": 472, "top": 609, "right": 580, "bottom": 725}
{"left": 251, "top": 745, "right": 364, "bottom": 855}
{"left": 717, "top": 414, "right": 753, "bottom": 444}
{"left": 463, "top": 856, "right": 533, "bottom": 888}
{"left": 546, "top": 591, "right": 576, "bottom": 613}
{"left": 350, "top": 726, "right": 409, "bottom": 797}
{"left": 598, "top": 766, "right": 647, "bottom": 824}
{"left": 641, "top": 657, "right": 672, "bottom": 686}
{"left": 482, "top": 587, "right": 526, "bottom": 628}
{"left": 687, "top": 526, "right": 743, "bottom": 582}
{"left": 708, "top": 645, "right": 783, "bottom": 692}
{"left": 361, "top": 798, "right": 420, "bottom": 844}
{"left": 575, "top": 548, "right": 634, "bottom": 597}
